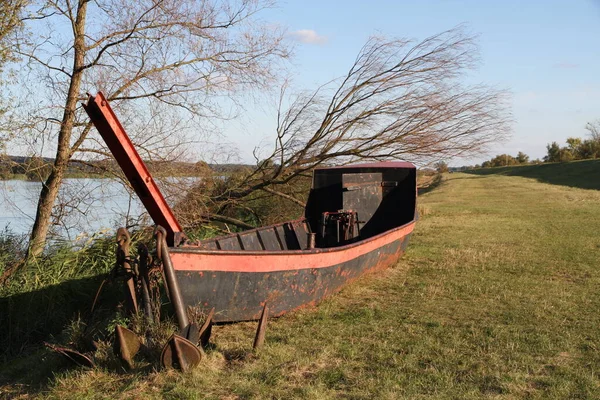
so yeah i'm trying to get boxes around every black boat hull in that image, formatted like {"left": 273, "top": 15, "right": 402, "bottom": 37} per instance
{"left": 171, "top": 223, "right": 414, "bottom": 322}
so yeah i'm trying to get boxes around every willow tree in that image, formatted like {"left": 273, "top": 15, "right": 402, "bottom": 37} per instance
{"left": 5, "top": 0, "right": 288, "bottom": 258}
{"left": 177, "top": 27, "right": 512, "bottom": 229}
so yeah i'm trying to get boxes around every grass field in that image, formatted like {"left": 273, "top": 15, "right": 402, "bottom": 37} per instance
{"left": 466, "top": 159, "right": 600, "bottom": 191}
{"left": 2, "top": 166, "right": 600, "bottom": 399}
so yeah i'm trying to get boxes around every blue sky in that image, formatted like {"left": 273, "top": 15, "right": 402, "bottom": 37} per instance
{"left": 229, "top": 0, "right": 600, "bottom": 166}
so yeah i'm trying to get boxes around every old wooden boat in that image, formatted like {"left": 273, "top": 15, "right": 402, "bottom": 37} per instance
{"left": 84, "top": 92, "right": 417, "bottom": 324}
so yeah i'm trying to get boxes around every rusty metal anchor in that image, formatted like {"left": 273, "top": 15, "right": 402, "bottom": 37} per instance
{"left": 160, "top": 334, "right": 202, "bottom": 372}
{"left": 113, "top": 325, "right": 141, "bottom": 370}
{"left": 198, "top": 307, "right": 215, "bottom": 348}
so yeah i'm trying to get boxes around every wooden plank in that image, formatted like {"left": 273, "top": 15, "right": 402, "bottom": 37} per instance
{"left": 201, "top": 241, "right": 218, "bottom": 250}
{"left": 217, "top": 236, "right": 241, "bottom": 250}
{"left": 258, "top": 228, "right": 282, "bottom": 251}
{"left": 282, "top": 223, "right": 300, "bottom": 250}
{"left": 274, "top": 226, "right": 289, "bottom": 250}
{"left": 292, "top": 222, "right": 308, "bottom": 250}
{"left": 240, "top": 233, "right": 263, "bottom": 251}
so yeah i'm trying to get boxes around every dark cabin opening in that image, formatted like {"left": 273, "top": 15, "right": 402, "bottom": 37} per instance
{"left": 305, "top": 165, "right": 416, "bottom": 247}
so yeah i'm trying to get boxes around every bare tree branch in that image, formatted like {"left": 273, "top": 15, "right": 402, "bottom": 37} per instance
{"left": 585, "top": 120, "right": 600, "bottom": 142}
{"left": 180, "top": 27, "right": 511, "bottom": 231}
{"left": 260, "top": 186, "right": 305, "bottom": 206}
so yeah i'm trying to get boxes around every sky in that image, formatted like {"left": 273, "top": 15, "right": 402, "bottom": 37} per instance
{"left": 227, "top": 0, "right": 600, "bottom": 166}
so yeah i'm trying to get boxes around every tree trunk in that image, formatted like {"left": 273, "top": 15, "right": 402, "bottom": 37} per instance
{"left": 27, "top": 1, "right": 88, "bottom": 259}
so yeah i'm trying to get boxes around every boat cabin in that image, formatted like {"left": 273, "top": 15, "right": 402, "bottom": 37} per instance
{"left": 186, "top": 162, "right": 416, "bottom": 252}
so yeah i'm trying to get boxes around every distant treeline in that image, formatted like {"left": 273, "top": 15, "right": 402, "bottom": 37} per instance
{"left": 449, "top": 121, "right": 600, "bottom": 170}
{"left": 474, "top": 135, "right": 600, "bottom": 169}
{"left": 0, "top": 155, "right": 251, "bottom": 181}
{"left": 480, "top": 152, "right": 540, "bottom": 168}
{"left": 451, "top": 131, "right": 600, "bottom": 171}
{"left": 441, "top": 152, "right": 539, "bottom": 172}
{"left": 543, "top": 137, "right": 600, "bottom": 163}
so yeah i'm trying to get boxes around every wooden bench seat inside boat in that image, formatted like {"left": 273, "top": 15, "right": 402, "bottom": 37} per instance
{"left": 185, "top": 220, "right": 312, "bottom": 251}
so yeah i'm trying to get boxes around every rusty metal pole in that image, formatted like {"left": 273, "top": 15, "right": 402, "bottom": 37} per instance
{"left": 137, "top": 243, "right": 154, "bottom": 323}
{"left": 116, "top": 227, "right": 138, "bottom": 314}
{"left": 156, "top": 227, "right": 189, "bottom": 331}
{"left": 307, "top": 233, "right": 316, "bottom": 249}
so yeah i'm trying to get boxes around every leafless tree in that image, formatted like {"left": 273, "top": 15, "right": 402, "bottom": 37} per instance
{"left": 585, "top": 120, "right": 600, "bottom": 142}
{"left": 3, "top": 0, "right": 289, "bottom": 258}
{"left": 179, "top": 27, "right": 512, "bottom": 230}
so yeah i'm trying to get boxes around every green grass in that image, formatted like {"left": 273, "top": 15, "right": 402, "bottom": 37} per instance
{"left": 0, "top": 233, "right": 123, "bottom": 364}
{"left": 2, "top": 166, "right": 600, "bottom": 398}
{"left": 466, "top": 158, "right": 600, "bottom": 190}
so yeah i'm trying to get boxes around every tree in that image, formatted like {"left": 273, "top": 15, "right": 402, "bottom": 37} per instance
{"left": 0, "top": 0, "right": 27, "bottom": 69}
{"left": 0, "top": 0, "right": 28, "bottom": 127}
{"left": 586, "top": 120, "right": 600, "bottom": 142}
{"left": 5, "top": 0, "right": 289, "bottom": 258}
{"left": 578, "top": 139, "right": 600, "bottom": 159}
{"left": 179, "top": 27, "right": 511, "bottom": 230}
{"left": 435, "top": 161, "right": 449, "bottom": 173}
{"left": 516, "top": 151, "right": 529, "bottom": 164}
{"left": 544, "top": 137, "right": 600, "bottom": 163}
{"left": 489, "top": 154, "right": 517, "bottom": 167}
{"left": 558, "top": 148, "right": 573, "bottom": 162}
{"left": 566, "top": 137, "right": 582, "bottom": 159}
{"left": 544, "top": 142, "right": 561, "bottom": 162}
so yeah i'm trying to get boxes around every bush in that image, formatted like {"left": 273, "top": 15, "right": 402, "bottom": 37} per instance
{"left": 435, "top": 161, "right": 449, "bottom": 173}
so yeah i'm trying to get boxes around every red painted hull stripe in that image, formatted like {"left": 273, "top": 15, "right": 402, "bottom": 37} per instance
{"left": 170, "top": 222, "right": 415, "bottom": 273}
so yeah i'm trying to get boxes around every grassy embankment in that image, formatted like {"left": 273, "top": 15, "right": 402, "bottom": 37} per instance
{"left": 465, "top": 158, "right": 600, "bottom": 190}
{"left": 2, "top": 161, "right": 600, "bottom": 398}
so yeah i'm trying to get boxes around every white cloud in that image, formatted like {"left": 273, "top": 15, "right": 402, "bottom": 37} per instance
{"left": 289, "top": 29, "right": 328, "bottom": 45}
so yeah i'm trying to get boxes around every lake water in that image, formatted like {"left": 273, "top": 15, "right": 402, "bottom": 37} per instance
{"left": 0, "top": 178, "right": 192, "bottom": 241}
